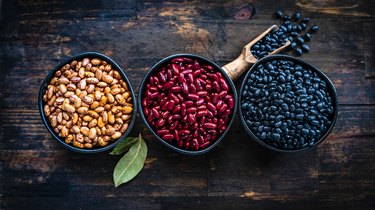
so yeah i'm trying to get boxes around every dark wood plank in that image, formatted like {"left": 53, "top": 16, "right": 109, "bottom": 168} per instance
{"left": 1, "top": 0, "right": 375, "bottom": 209}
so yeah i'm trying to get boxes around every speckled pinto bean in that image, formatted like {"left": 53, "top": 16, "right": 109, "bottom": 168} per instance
{"left": 43, "top": 57, "right": 133, "bottom": 149}
{"left": 142, "top": 57, "right": 234, "bottom": 151}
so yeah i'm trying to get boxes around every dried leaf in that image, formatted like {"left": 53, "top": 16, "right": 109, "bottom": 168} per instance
{"left": 113, "top": 134, "right": 147, "bottom": 187}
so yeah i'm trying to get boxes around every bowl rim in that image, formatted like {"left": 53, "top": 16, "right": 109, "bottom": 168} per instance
{"left": 238, "top": 54, "right": 339, "bottom": 152}
{"left": 137, "top": 53, "right": 239, "bottom": 155}
{"left": 38, "top": 52, "right": 137, "bottom": 153}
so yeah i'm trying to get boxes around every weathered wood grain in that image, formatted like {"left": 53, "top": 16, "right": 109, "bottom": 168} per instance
{"left": 1, "top": 0, "right": 375, "bottom": 209}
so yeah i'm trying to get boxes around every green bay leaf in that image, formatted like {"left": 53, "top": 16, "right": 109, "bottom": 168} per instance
{"left": 110, "top": 137, "right": 138, "bottom": 155}
{"left": 113, "top": 134, "right": 147, "bottom": 187}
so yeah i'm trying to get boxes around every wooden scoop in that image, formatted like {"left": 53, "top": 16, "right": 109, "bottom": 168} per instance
{"left": 222, "top": 25, "right": 291, "bottom": 81}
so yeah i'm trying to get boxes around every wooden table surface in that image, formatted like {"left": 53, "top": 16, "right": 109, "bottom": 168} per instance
{"left": 1, "top": 0, "right": 374, "bottom": 209}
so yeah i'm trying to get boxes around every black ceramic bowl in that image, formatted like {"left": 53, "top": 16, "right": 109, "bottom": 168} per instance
{"left": 239, "top": 55, "right": 338, "bottom": 152}
{"left": 138, "top": 54, "right": 238, "bottom": 155}
{"left": 38, "top": 52, "right": 137, "bottom": 153}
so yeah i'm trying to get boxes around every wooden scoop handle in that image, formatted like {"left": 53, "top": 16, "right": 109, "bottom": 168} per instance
{"left": 222, "top": 25, "right": 291, "bottom": 81}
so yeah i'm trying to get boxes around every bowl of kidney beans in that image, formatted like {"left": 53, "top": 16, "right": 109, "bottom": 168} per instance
{"left": 239, "top": 55, "right": 338, "bottom": 152}
{"left": 139, "top": 54, "right": 238, "bottom": 155}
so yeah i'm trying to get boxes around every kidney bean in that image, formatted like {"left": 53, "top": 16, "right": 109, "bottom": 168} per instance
{"left": 157, "top": 129, "right": 169, "bottom": 136}
{"left": 187, "top": 107, "right": 197, "bottom": 114}
{"left": 178, "top": 73, "right": 185, "bottom": 83}
{"left": 188, "top": 83, "right": 197, "bottom": 93}
{"left": 142, "top": 57, "right": 234, "bottom": 151}
{"left": 174, "top": 130, "right": 180, "bottom": 141}
{"left": 172, "top": 105, "right": 181, "bottom": 114}
{"left": 162, "top": 81, "right": 174, "bottom": 90}
{"left": 218, "top": 103, "right": 228, "bottom": 113}
{"left": 187, "top": 94, "right": 199, "bottom": 101}
{"left": 194, "top": 99, "right": 203, "bottom": 107}
{"left": 151, "top": 107, "right": 160, "bottom": 118}
{"left": 212, "top": 93, "right": 219, "bottom": 104}
{"left": 169, "top": 121, "right": 178, "bottom": 130}
{"left": 162, "top": 134, "right": 174, "bottom": 141}
{"left": 187, "top": 113, "right": 196, "bottom": 125}
{"left": 171, "top": 86, "right": 182, "bottom": 93}
{"left": 206, "top": 83, "right": 212, "bottom": 91}
{"left": 197, "top": 110, "right": 208, "bottom": 117}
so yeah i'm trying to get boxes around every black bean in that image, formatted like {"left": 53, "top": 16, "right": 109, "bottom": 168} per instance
{"left": 276, "top": 10, "right": 283, "bottom": 19}
{"left": 301, "top": 44, "right": 310, "bottom": 52}
{"left": 294, "top": 11, "right": 301, "bottom": 21}
{"left": 241, "top": 58, "right": 335, "bottom": 151}
{"left": 302, "top": 17, "right": 310, "bottom": 23}
{"left": 295, "top": 48, "right": 303, "bottom": 56}
{"left": 304, "top": 33, "right": 311, "bottom": 41}
{"left": 297, "top": 37, "right": 305, "bottom": 44}
{"left": 310, "top": 25, "right": 319, "bottom": 33}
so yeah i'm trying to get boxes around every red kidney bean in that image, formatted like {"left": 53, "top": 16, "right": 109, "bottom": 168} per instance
{"left": 212, "top": 81, "right": 220, "bottom": 92}
{"left": 204, "top": 122, "right": 217, "bottom": 129}
{"left": 162, "top": 111, "right": 169, "bottom": 118}
{"left": 218, "top": 90, "right": 227, "bottom": 99}
{"left": 167, "top": 69, "right": 173, "bottom": 79}
{"left": 228, "top": 98, "right": 234, "bottom": 109}
{"left": 162, "top": 134, "right": 174, "bottom": 141}
{"left": 181, "top": 103, "right": 187, "bottom": 116}
{"left": 207, "top": 102, "right": 216, "bottom": 112}
{"left": 182, "top": 82, "right": 189, "bottom": 94}
{"left": 162, "top": 81, "right": 174, "bottom": 90}
{"left": 192, "top": 69, "right": 201, "bottom": 77}
{"left": 178, "top": 73, "right": 185, "bottom": 83}
{"left": 172, "top": 64, "right": 180, "bottom": 74}
{"left": 197, "top": 110, "right": 208, "bottom": 117}
{"left": 182, "top": 69, "right": 193, "bottom": 75}
{"left": 170, "top": 121, "right": 178, "bottom": 130}
{"left": 171, "top": 86, "right": 182, "bottom": 92}
{"left": 196, "top": 98, "right": 205, "bottom": 106}
{"left": 187, "top": 94, "right": 199, "bottom": 101}
{"left": 197, "top": 105, "right": 206, "bottom": 111}
{"left": 172, "top": 114, "right": 181, "bottom": 120}
{"left": 218, "top": 103, "right": 228, "bottom": 113}
{"left": 172, "top": 105, "right": 181, "bottom": 114}
{"left": 158, "top": 72, "right": 167, "bottom": 83}
{"left": 174, "top": 130, "right": 180, "bottom": 141}
{"left": 197, "top": 91, "right": 208, "bottom": 97}
{"left": 206, "top": 110, "right": 214, "bottom": 118}
{"left": 156, "top": 119, "right": 166, "bottom": 127}
{"left": 157, "top": 129, "right": 169, "bottom": 136}
{"left": 183, "top": 100, "right": 194, "bottom": 107}
{"left": 167, "top": 100, "right": 175, "bottom": 111}
{"left": 142, "top": 57, "right": 234, "bottom": 151}
{"left": 152, "top": 108, "right": 160, "bottom": 118}
{"left": 200, "top": 141, "right": 211, "bottom": 149}
{"left": 188, "top": 83, "right": 197, "bottom": 93}
{"left": 187, "top": 107, "right": 197, "bottom": 114}
{"left": 191, "top": 139, "right": 199, "bottom": 150}
{"left": 199, "top": 116, "right": 206, "bottom": 126}
{"left": 206, "top": 83, "right": 212, "bottom": 91}
{"left": 179, "top": 129, "right": 190, "bottom": 136}
{"left": 212, "top": 93, "right": 219, "bottom": 104}
{"left": 187, "top": 113, "right": 196, "bottom": 125}
{"left": 161, "top": 101, "right": 169, "bottom": 111}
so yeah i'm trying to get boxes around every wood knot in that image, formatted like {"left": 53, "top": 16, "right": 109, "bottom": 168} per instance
{"left": 232, "top": 3, "right": 256, "bottom": 20}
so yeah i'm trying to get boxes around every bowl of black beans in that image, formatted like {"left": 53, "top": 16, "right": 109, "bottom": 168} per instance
{"left": 239, "top": 55, "right": 338, "bottom": 152}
